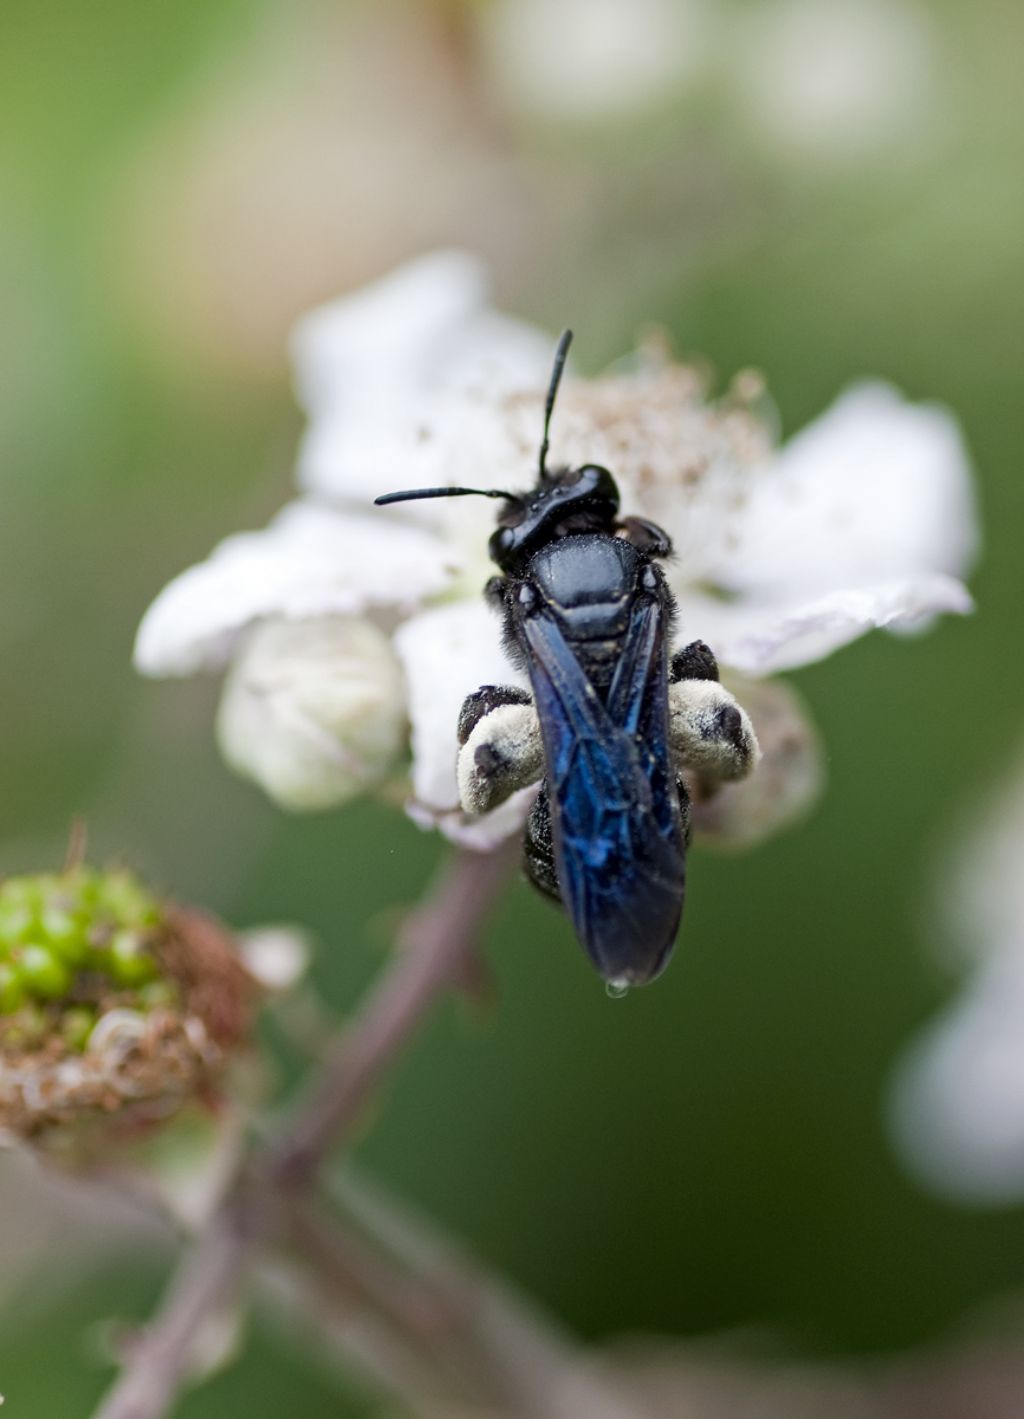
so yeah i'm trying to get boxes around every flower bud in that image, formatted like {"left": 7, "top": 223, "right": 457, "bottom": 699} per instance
{"left": 0, "top": 865, "right": 255, "bottom": 1149}
{"left": 216, "top": 614, "right": 406, "bottom": 812}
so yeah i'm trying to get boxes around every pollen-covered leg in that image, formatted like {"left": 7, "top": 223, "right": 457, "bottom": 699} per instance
{"left": 457, "top": 684, "right": 531, "bottom": 745}
{"left": 669, "top": 677, "right": 760, "bottom": 784}
{"left": 523, "top": 786, "right": 561, "bottom": 903}
{"left": 457, "top": 686, "right": 543, "bottom": 816}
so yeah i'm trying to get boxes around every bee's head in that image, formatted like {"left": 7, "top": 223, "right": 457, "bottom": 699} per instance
{"left": 488, "top": 464, "right": 620, "bottom": 573}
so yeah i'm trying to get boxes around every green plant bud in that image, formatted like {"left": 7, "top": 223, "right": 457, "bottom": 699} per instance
{"left": 0, "top": 900, "right": 38, "bottom": 944}
{"left": 40, "top": 906, "right": 89, "bottom": 964}
{"left": 60, "top": 1005, "right": 97, "bottom": 1051}
{"left": 0, "top": 961, "right": 25, "bottom": 1013}
{"left": 99, "top": 871, "right": 161, "bottom": 928}
{"left": 64, "top": 867, "right": 101, "bottom": 909}
{"left": 106, "top": 929, "right": 158, "bottom": 986}
{"left": 17, "top": 944, "right": 72, "bottom": 999}
{"left": 0, "top": 878, "right": 42, "bottom": 910}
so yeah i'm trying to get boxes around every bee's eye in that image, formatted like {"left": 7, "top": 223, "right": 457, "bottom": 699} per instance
{"left": 576, "top": 464, "right": 620, "bottom": 508}
{"left": 495, "top": 527, "right": 515, "bottom": 552}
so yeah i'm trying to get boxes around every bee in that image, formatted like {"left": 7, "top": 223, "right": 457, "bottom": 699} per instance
{"left": 377, "top": 332, "right": 757, "bottom": 988}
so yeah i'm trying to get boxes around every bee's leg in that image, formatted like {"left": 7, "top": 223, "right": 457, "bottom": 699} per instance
{"left": 523, "top": 785, "right": 561, "bottom": 903}
{"left": 618, "top": 516, "right": 673, "bottom": 559}
{"left": 668, "top": 675, "right": 760, "bottom": 786}
{"left": 676, "top": 774, "right": 693, "bottom": 847}
{"left": 457, "top": 684, "right": 531, "bottom": 746}
{"left": 670, "top": 639, "right": 719, "bottom": 684}
{"left": 457, "top": 686, "right": 543, "bottom": 815}
{"left": 483, "top": 575, "right": 509, "bottom": 612}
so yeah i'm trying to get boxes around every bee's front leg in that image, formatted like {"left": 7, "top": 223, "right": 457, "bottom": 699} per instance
{"left": 457, "top": 685, "right": 543, "bottom": 815}
{"left": 669, "top": 643, "right": 760, "bottom": 787}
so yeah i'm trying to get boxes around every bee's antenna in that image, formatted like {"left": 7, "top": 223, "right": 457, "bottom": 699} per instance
{"left": 539, "top": 328, "right": 573, "bottom": 478}
{"left": 374, "top": 486, "right": 515, "bottom": 506}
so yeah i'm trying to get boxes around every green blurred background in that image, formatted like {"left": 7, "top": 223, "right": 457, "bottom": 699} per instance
{"left": 2, "top": 0, "right": 1023, "bottom": 1412}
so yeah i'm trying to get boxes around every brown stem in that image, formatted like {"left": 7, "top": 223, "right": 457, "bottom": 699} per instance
{"left": 269, "top": 840, "right": 518, "bottom": 1191}
{"left": 88, "top": 843, "right": 518, "bottom": 1419}
{"left": 91, "top": 1203, "right": 250, "bottom": 1419}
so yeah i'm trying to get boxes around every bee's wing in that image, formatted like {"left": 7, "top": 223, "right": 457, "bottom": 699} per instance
{"left": 520, "top": 596, "right": 686, "bottom": 986}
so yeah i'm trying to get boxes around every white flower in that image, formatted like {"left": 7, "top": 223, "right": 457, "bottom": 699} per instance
{"left": 889, "top": 751, "right": 1024, "bottom": 1204}
{"left": 483, "top": 0, "right": 709, "bottom": 122}
{"left": 135, "top": 249, "right": 976, "bottom": 849}
{"left": 731, "top": 0, "right": 938, "bottom": 160}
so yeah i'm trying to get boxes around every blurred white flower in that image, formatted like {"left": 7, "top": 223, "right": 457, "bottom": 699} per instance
{"left": 731, "top": 0, "right": 939, "bottom": 159}
{"left": 135, "top": 249, "right": 976, "bottom": 848}
{"left": 484, "top": 0, "right": 709, "bottom": 122}
{"left": 237, "top": 924, "right": 311, "bottom": 995}
{"left": 889, "top": 752, "right": 1024, "bottom": 1204}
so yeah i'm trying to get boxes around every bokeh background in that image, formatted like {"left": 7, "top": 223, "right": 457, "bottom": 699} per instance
{"left": 2, "top": 0, "right": 1023, "bottom": 1412}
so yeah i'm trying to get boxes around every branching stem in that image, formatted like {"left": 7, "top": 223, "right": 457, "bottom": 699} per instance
{"left": 88, "top": 844, "right": 519, "bottom": 1419}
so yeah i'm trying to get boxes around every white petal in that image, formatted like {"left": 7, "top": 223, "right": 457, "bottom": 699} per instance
{"left": 717, "top": 382, "right": 978, "bottom": 600}
{"left": 407, "top": 784, "right": 537, "bottom": 853}
{"left": 292, "top": 249, "right": 554, "bottom": 510}
{"left": 677, "top": 574, "right": 973, "bottom": 676}
{"left": 135, "top": 500, "right": 455, "bottom": 676}
{"left": 393, "top": 599, "right": 530, "bottom": 847}
{"left": 237, "top": 925, "right": 311, "bottom": 993}
{"left": 216, "top": 615, "right": 406, "bottom": 811}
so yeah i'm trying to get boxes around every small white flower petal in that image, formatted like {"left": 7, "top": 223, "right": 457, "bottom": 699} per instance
{"left": 678, "top": 573, "right": 973, "bottom": 676}
{"left": 393, "top": 599, "right": 530, "bottom": 846}
{"left": 718, "top": 381, "right": 978, "bottom": 600}
{"left": 407, "top": 785, "right": 538, "bottom": 853}
{"left": 217, "top": 615, "right": 406, "bottom": 811}
{"left": 292, "top": 249, "right": 554, "bottom": 510}
{"left": 135, "top": 500, "right": 455, "bottom": 676}
{"left": 237, "top": 925, "right": 311, "bottom": 994}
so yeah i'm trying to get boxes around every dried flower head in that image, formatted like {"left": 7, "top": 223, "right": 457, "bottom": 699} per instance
{"left": 0, "top": 865, "right": 255, "bottom": 1148}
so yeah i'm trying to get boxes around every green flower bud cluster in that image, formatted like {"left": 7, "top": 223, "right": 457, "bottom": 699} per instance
{"left": 0, "top": 868, "right": 167, "bottom": 1041}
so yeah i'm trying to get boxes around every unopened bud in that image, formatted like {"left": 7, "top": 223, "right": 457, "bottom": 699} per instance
{"left": 217, "top": 615, "right": 406, "bottom": 812}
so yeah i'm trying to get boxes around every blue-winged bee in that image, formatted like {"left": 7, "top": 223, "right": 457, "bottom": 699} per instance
{"left": 377, "top": 332, "right": 758, "bottom": 987}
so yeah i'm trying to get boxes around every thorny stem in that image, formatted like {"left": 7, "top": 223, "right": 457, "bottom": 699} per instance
{"left": 89, "top": 843, "right": 519, "bottom": 1419}
{"left": 92, "top": 1209, "right": 249, "bottom": 1419}
{"left": 270, "top": 839, "right": 518, "bottom": 1190}
{"left": 70, "top": 835, "right": 1024, "bottom": 1419}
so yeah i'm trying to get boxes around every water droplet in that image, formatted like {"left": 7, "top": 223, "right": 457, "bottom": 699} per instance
{"left": 605, "top": 979, "right": 630, "bottom": 1000}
